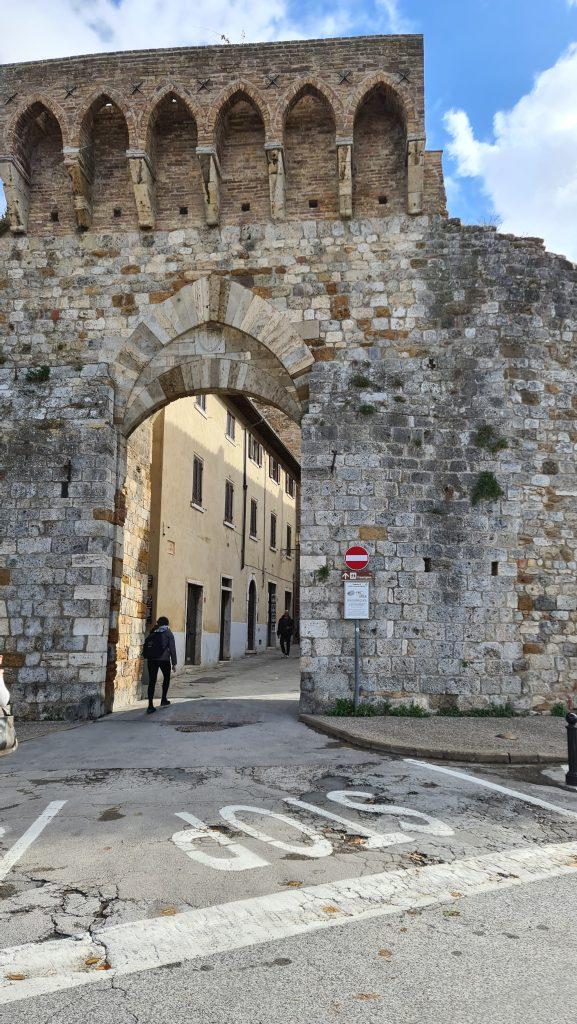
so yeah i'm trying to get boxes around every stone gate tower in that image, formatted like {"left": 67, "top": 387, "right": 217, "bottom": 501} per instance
{"left": 0, "top": 35, "right": 576, "bottom": 720}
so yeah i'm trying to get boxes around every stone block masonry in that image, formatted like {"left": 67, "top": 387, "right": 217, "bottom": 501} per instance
{"left": 0, "top": 35, "right": 576, "bottom": 720}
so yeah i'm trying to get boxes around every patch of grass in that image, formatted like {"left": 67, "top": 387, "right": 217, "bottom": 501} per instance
{"left": 327, "top": 699, "right": 430, "bottom": 718}
{"left": 471, "top": 471, "right": 503, "bottom": 506}
{"left": 315, "top": 564, "right": 330, "bottom": 583}
{"left": 350, "top": 373, "right": 371, "bottom": 388}
{"left": 437, "top": 702, "right": 520, "bottom": 718}
{"left": 25, "top": 365, "right": 51, "bottom": 384}
{"left": 358, "top": 403, "right": 376, "bottom": 417}
{"left": 550, "top": 702, "right": 568, "bottom": 717}
{"left": 473, "top": 424, "right": 509, "bottom": 454}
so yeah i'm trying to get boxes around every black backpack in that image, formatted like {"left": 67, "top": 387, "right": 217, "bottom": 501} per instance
{"left": 143, "top": 628, "right": 170, "bottom": 660}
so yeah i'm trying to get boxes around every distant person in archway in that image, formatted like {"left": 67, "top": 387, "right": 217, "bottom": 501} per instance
{"left": 277, "top": 611, "right": 295, "bottom": 657}
{"left": 143, "top": 616, "right": 177, "bottom": 714}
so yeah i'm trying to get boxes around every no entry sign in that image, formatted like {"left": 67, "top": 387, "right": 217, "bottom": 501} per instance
{"left": 344, "top": 545, "right": 369, "bottom": 571}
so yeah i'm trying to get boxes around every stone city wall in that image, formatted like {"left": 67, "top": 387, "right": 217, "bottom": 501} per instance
{"left": 0, "top": 215, "right": 575, "bottom": 717}
{"left": 0, "top": 35, "right": 575, "bottom": 720}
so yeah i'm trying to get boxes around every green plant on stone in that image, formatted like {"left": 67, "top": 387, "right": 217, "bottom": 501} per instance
{"left": 327, "top": 699, "right": 430, "bottom": 718}
{"left": 349, "top": 373, "right": 371, "bottom": 388}
{"left": 358, "top": 403, "right": 376, "bottom": 417}
{"left": 550, "top": 702, "right": 568, "bottom": 717}
{"left": 392, "top": 376, "right": 403, "bottom": 389}
{"left": 0, "top": 212, "right": 9, "bottom": 237}
{"left": 437, "top": 702, "right": 519, "bottom": 718}
{"left": 315, "top": 564, "right": 330, "bottom": 583}
{"left": 25, "top": 365, "right": 51, "bottom": 384}
{"left": 393, "top": 396, "right": 406, "bottom": 404}
{"left": 471, "top": 471, "right": 503, "bottom": 506}
{"left": 473, "top": 424, "right": 509, "bottom": 454}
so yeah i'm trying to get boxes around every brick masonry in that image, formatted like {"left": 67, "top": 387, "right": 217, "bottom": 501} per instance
{"left": 0, "top": 35, "right": 576, "bottom": 719}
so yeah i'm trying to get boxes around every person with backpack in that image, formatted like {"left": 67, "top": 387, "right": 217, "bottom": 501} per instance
{"left": 277, "top": 610, "right": 295, "bottom": 657}
{"left": 143, "top": 616, "right": 177, "bottom": 714}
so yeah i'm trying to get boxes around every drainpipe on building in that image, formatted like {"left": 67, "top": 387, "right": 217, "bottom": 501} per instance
{"left": 241, "top": 427, "right": 248, "bottom": 571}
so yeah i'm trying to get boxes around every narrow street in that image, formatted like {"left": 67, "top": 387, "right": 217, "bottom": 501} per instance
{"left": 1, "top": 651, "right": 577, "bottom": 1023}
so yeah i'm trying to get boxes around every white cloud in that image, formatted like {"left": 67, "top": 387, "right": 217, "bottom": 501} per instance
{"left": 444, "top": 43, "right": 577, "bottom": 262}
{"left": 376, "top": 0, "right": 414, "bottom": 33}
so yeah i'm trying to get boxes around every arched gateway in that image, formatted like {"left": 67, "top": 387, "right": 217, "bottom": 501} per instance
{"left": 107, "top": 277, "right": 313, "bottom": 710}
{"left": 1, "top": 34, "right": 576, "bottom": 721}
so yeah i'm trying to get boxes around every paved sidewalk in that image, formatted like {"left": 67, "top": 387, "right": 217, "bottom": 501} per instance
{"left": 299, "top": 713, "right": 569, "bottom": 764}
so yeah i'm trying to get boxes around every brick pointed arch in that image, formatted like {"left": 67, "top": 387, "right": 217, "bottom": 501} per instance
{"left": 116, "top": 275, "right": 314, "bottom": 434}
{"left": 274, "top": 78, "right": 344, "bottom": 138}
{"left": 346, "top": 73, "right": 417, "bottom": 136}
{"left": 5, "top": 94, "right": 70, "bottom": 152}
{"left": 139, "top": 84, "right": 203, "bottom": 150}
{"left": 203, "top": 80, "right": 273, "bottom": 145}
{"left": 72, "top": 89, "right": 138, "bottom": 149}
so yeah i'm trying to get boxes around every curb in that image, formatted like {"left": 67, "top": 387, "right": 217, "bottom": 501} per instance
{"left": 299, "top": 714, "right": 567, "bottom": 766}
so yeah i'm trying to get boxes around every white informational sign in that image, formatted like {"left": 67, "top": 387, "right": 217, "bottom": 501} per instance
{"left": 344, "top": 579, "right": 370, "bottom": 620}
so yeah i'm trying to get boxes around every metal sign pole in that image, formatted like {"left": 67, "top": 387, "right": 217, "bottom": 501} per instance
{"left": 353, "top": 618, "right": 361, "bottom": 711}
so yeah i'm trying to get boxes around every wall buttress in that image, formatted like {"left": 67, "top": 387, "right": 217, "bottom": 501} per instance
{"left": 0, "top": 156, "right": 30, "bottom": 234}
{"left": 127, "top": 150, "right": 156, "bottom": 230}
{"left": 337, "top": 139, "right": 353, "bottom": 219}
{"left": 407, "top": 136, "right": 425, "bottom": 215}
{"left": 265, "top": 143, "right": 286, "bottom": 221}
{"left": 197, "top": 147, "right": 221, "bottom": 227}
{"left": 63, "top": 147, "right": 93, "bottom": 229}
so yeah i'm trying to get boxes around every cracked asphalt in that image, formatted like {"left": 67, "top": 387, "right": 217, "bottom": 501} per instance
{"left": 1, "top": 650, "right": 577, "bottom": 1023}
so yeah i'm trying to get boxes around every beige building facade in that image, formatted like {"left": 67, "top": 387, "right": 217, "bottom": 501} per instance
{"left": 148, "top": 395, "right": 299, "bottom": 668}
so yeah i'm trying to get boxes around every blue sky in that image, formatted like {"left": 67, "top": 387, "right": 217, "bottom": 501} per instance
{"left": 1, "top": 0, "right": 576, "bottom": 258}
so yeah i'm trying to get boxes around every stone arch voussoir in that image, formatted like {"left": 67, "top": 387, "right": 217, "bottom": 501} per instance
{"left": 115, "top": 275, "right": 313, "bottom": 430}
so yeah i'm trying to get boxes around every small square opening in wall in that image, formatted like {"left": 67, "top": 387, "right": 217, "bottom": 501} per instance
{"left": 50, "top": 209, "right": 59, "bottom": 222}
{"left": 378, "top": 196, "right": 388, "bottom": 206}
{"left": 424, "top": 557, "right": 432, "bottom": 573}
{"left": 113, "top": 208, "right": 122, "bottom": 219}
{"left": 308, "top": 199, "right": 319, "bottom": 209}
{"left": 491, "top": 561, "right": 499, "bottom": 577}
{"left": 241, "top": 202, "right": 251, "bottom": 212}
{"left": 179, "top": 206, "right": 188, "bottom": 216}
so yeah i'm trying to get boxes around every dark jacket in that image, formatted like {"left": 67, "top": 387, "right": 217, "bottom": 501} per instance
{"left": 277, "top": 615, "right": 294, "bottom": 638}
{"left": 146, "top": 625, "right": 177, "bottom": 666}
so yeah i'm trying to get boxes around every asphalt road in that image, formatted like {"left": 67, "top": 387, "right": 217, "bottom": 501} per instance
{"left": 1, "top": 651, "right": 577, "bottom": 1023}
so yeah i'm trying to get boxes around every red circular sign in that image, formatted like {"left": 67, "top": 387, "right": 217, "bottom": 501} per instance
{"left": 344, "top": 545, "right": 369, "bottom": 570}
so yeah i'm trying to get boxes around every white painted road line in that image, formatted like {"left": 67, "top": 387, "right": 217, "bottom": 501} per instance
{"left": 405, "top": 759, "right": 577, "bottom": 821}
{"left": 2, "top": 840, "right": 577, "bottom": 1005}
{"left": 0, "top": 801, "right": 66, "bottom": 883}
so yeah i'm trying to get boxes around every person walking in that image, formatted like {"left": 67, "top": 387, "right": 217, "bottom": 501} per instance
{"left": 143, "top": 616, "right": 177, "bottom": 714}
{"left": 277, "top": 610, "right": 295, "bottom": 657}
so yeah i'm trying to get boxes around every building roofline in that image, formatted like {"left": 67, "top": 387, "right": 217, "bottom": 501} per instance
{"left": 0, "top": 34, "right": 423, "bottom": 71}
{"left": 226, "top": 396, "right": 300, "bottom": 481}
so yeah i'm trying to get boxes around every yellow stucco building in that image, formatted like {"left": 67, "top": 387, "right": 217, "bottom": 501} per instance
{"left": 148, "top": 395, "right": 299, "bottom": 667}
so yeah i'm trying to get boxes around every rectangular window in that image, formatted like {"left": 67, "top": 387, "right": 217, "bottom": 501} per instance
{"left": 226, "top": 411, "right": 236, "bottom": 441}
{"left": 285, "top": 473, "right": 295, "bottom": 497}
{"left": 192, "top": 456, "right": 203, "bottom": 507}
{"left": 250, "top": 499, "right": 258, "bottom": 538}
{"left": 224, "top": 480, "right": 234, "bottom": 524}
{"left": 286, "top": 524, "right": 292, "bottom": 557}
{"left": 269, "top": 457, "right": 280, "bottom": 484}
{"left": 270, "top": 512, "right": 277, "bottom": 550}
{"left": 196, "top": 394, "right": 206, "bottom": 412}
{"left": 248, "top": 435, "right": 262, "bottom": 466}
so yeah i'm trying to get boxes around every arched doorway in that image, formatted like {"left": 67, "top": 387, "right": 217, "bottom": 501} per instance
{"left": 247, "top": 580, "right": 257, "bottom": 652}
{"left": 106, "top": 274, "right": 312, "bottom": 711}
